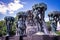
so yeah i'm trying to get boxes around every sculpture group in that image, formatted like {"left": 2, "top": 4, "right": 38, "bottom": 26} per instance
{"left": 4, "top": 3, "right": 60, "bottom": 40}
{"left": 48, "top": 11, "right": 60, "bottom": 33}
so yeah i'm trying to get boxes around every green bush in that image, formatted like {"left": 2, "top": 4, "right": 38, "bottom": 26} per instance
{"left": 56, "top": 31, "right": 60, "bottom": 35}
{"left": 2, "top": 26, "right": 7, "bottom": 35}
{"left": 0, "top": 19, "right": 16, "bottom": 36}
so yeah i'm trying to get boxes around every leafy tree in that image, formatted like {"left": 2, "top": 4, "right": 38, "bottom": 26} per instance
{"left": 46, "top": 21, "right": 51, "bottom": 31}
{"left": 0, "top": 20, "right": 6, "bottom": 36}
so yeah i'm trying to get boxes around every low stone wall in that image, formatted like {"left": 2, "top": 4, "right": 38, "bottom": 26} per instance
{"left": 0, "top": 36, "right": 6, "bottom": 40}
{"left": 0, "top": 35, "right": 60, "bottom": 40}
{"left": 7, "top": 36, "right": 19, "bottom": 40}
{"left": 0, "top": 36, "right": 19, "bottom": 40}
{"left": 28, "top": 35, "right": 58, "bottom": 40}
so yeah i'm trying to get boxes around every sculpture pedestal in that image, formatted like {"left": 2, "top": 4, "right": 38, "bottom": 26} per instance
{"left": 0, "top": 36, "right": 6, "bottom": 40}
{"left": 31, "top": 35, "right": 58, "bottom": 40}
{"left": 30, "top": 32, "right": 58, "bottom": 40}
{"left": 29, "top": 32, "right": 49, "bottom": 40}
{"left": 5, "top": 35, "right": 27, "bottom": 40}
{"left": 49, "top": 35, "right": 58, "bottom": 40}
{"left": 0, "top": 35, "right": 60, "bottom": 40}
{"left": 6, "top": 36, "right": 19, "bottom": 40}
{"left": 31, "top": 35, "right": 50, "bottom": 40}
{"left": 56, "top": 36, "right": 60, "bottom": 40}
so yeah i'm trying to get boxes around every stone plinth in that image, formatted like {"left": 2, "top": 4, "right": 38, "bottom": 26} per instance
{"left": 49, "top": 35, "right": 58, "bottom": 40}
{"left": 30, "top": 34, "right": 58, "bottom": 40}
{"left": 0, "top": 37, "right": 3, "bottom": 40}
{"left": 31, "top": 35, "right": 50, "bottom": 40}
{"left": 5, "top": 36, "right": 20, "bottom": 40}
{"left": 9, "top": 36, "right": 19, "bottom": 40}
{"left": 0, "top": 35, "right": 60, "bottom": 40}
{"left": 56, "top": 36, "right": 60, "bottom": 40}
{"left": 6, "top": 36, "right": 27, "bottom": 40}
{"left": 0, "top": 36, "right": 6, "bottom": 40}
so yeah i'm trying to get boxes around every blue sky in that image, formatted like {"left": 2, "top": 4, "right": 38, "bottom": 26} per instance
{"left": 0, "top": 0, "right": 60, "bottom": 21}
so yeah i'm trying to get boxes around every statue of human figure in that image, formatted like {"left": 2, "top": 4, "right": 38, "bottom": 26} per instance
{"left": 33, "top": 9, "right": 43, "bottom": 32}
{"left": 32, "top": 3, "right": 50, "bottom": 35}
{"left": 48, "top": 11, "right": 60, "bottom": 33}
{"left": 50, "top": 18, "right": 57, "bottom": 32}
{"left": 32, "top": 3, "right": 49, "bottom": 34}
{"left": 4, "top": 16, "right": 15, "bottom": 36}
{"left": 27, "top": 10, "right": 35, "bottom": 26}
{"left": 26, "top": 10, "right": 38, "bottom": 36}
{"left": 17, "top": 12, "right": 27, "bottom": 36}
{"left": 57, "top": 19, "right": 60, "bottom": 31}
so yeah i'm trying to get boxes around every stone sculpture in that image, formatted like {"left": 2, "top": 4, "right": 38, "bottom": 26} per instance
{"left": 48, "top": 11, "right": 60, "bottom": 32}
{"left": 32, "top": 3, "right": 49, "bottom": 34}
{"left": 4, "top": 16, "right": 15, "bottom": 36}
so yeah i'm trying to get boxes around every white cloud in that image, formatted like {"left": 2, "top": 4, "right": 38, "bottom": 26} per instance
{"left": 0, "top": 0, "right": 23, "bottom": 14}
{"left": 0, "top": 4, "right": 7, "bottom": 14}
{"left": 45, "top": 17, "right": 49, "bottom": 22}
